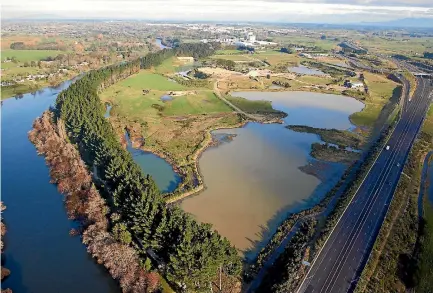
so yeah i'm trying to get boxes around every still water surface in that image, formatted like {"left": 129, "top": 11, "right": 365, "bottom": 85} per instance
{"left": 1, "top": 81, "right": 119, "bottom": 293}
{"left": 288, "top": 65, "right": 326, "bottom": 76}
{"left": 180, "top": 91, "right": 364, "bottom": 260}
{"left": 125, "top": 133, "right": 181, "bottom": 193}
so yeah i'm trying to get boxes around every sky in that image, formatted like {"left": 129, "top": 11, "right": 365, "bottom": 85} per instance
{"left": 1, "top": 0, "right": 433, "bottom": 23}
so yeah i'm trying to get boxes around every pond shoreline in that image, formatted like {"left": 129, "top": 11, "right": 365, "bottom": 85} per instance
{"left": 124, "top": 90, "right": 366, "bottom": 206}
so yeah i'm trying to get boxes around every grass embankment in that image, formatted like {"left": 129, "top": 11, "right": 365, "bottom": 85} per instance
{"left": 417, "top": 202, "right": 433, "bottom": 293}
{"left": 225, "top": 95, "right": 280, "bottom": 114}
{"left": 350, "top": 72, "right": 399, "bottom": 128}
{"left": 287, "top": 125, "right": 362, "bottom": 148}
{"left": 358, "top": 36, "right": 431, "bottom": 56}
{"left": 100, "top": 69, "right": 244, "bottom": 200}
{"left": 310, "top": 143, "right": 360, "bottom": 164}
{"left": 355, "top": 106, "right": 433, "bottom": 293}
{"left": 209, "top": 54, "right": 251, "bottom": 62}
{"left": 310, "top": 117, "right": 397, "bottom": 263}
{"left": 255, "top": 51, "right": 300, "bottom": 67}
{"left": 1, "top": 49, "right": 64, "bottom": 62}
{"left": 402, "top": 71, "right": 417, "bottom": 99}
{"left": 256, "top": 219, "right": 317, "bottom": 293}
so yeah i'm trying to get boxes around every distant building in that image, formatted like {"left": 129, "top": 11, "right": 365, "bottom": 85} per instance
{"left": 344, "top": 80, "right": 364, "bottom": 89}
{"left": 299, "top": 53, "right": 312, "bottom": 58}
{"left": 177, "top": 57, "right": 194, "bottom": 62}
{"left": 350, "top": 82, "right": 364, "bottom": 88}
{"left": 246, "top": 32, "right": 256, "bottom": 42}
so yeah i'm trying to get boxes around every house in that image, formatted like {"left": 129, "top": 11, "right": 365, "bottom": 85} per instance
{"left": 177, "top": 57, "right": 194, "bottom": 62}
{"left": 350, "top": 82, "right": 364, "bottom": 88}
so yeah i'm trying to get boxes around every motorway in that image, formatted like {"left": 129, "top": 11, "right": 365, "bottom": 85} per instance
{"left": 296, "top": 76, "right": 433, "bottom": 293}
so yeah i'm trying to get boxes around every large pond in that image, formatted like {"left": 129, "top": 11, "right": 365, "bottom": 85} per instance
{"left": 1, "top": 81, "right": 119, "bottom": 293}
{"left": 180, "top": 91, "right": 364, "bottom": 260}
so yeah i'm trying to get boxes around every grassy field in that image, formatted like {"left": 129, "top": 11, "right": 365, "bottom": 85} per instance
{"left": 255, "top": 52, "right": 300, "bottom": 66}
{"left": 100, "top": 69, "right": 238, "bottom": 175}
{"left": 350, "top": 72, "right": 398, "bottom": 128}
{"left": 215, "top": 49, "right": 244, "bottom": 55}
{"left": 272, "top": 35, "right": 338, "bottom": 51}
{"left": 209, "top": 54, "right": 251, "bottom": 61}
{"left": 118, "top": 71, "right": 186, "bottom": 91}
{"left": 101, "top": 71, "right": 233, "bottom": 118}
{"left": 1, "top": 49, "right": 64, "bottom": 62}
{"left": 297, "top": 75, "right": 334, "bottom": 85}
{"left": 225, "top": 95, "right": 277, "bottom": 113}
{"left": 422, "top": 105, "right": 433, "bottom": 137}
{"left": 357, "top": 36, "right": 432, "bottom": 55}
{"left": 402, "top": 71, "right": 417, "bottom": 100}
{"left": 417, "top": 201, "right": 433, "bottom": 293}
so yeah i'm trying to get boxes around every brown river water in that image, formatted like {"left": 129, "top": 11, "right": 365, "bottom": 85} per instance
{"left": 180, "top": 91, "right": 364, "bottom": 261}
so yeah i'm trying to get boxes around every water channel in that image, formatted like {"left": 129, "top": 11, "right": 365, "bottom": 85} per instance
{"left": 180, "top": 91, "right": 364, "bottom": 260}
{"left": 288, "top": 64, "right": 326, "bottom": 76}
{"left": 1, "top": 81, "right": 119, "bottom": 293}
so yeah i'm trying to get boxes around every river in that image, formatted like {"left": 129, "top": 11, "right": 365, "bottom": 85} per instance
{"left": 1, "top": 81, "right": 119, "bottom": 293}
{"left": 180, "top": 91, "right": 364, "bottom": 260}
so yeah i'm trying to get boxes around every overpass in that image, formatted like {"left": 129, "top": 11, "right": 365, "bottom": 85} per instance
{"left": 412, "top": 72, "right": 432, "bottom": 78}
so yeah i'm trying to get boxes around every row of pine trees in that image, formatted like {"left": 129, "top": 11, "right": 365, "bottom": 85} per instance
{"left": 54, "top": 44, "right": 242, "bottom": 291}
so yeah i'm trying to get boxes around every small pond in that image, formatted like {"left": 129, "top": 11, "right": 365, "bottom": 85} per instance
{"left": 104, "top": 103, "right": 112, "bottom": 118}
{"left": 160, "top": 95, "right": 173, "bottom": 102}
{"left": 125, "top": 132, "right": 181, "bottom": 193}
{"left": 155, "top": 38, "right": 171, "bottom": 49}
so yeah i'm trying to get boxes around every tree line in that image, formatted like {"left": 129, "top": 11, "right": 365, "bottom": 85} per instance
{"left": 141, "top": 42, "right": 218, "bottom": 69}
{"left": 53, "top": 44, "right": 241, "bottom": 291}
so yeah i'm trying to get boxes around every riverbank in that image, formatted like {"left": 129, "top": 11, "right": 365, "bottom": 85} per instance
{"left": 1, "top": 71, "right": 83, "bottom": 101}
{"left": 29, "top": 111, "right": 162, "bottom": 293}
{"left": 1, "top": 202, "right": 12, "bottom": 293}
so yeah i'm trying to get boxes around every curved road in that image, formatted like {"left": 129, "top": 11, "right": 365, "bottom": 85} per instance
{"left": 296, "top": 76, "right": 433, "bottom": 293}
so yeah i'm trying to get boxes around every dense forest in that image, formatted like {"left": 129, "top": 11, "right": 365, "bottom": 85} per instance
{"left": 141, "top": 42, "right": 219, "bottom": 69}
{"left": 52, "top": 44, "right": 241, "bottom": 291}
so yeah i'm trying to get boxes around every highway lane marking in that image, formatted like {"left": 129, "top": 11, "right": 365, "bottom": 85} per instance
{"left": 343, "top": 79, "right": 433, "bottom": 292}
{"left": 320, "top": 127, "right": 411, "bottom": 293}
{"left": 327, "top": 78, "right": 432, "bottom": 293}
{"left": 320, "top": 78, "right": 430, "bottom": 293}
{"left": 324, "top": 78, "right": 430, "bottom": 292}
{"left": 295, "top": 77, "right": 426, "bottom": 293}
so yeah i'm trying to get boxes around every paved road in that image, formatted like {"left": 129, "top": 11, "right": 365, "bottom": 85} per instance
{"left": 213, "top": 81, "right": 263, "bottom": 121}
{"left": 296, "top": 76, "right": 433, "bottom": 293}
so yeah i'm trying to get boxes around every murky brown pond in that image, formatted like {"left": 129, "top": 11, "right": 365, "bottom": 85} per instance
{"left": 180, "top": 91, "right": 364, "bottom": 260}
